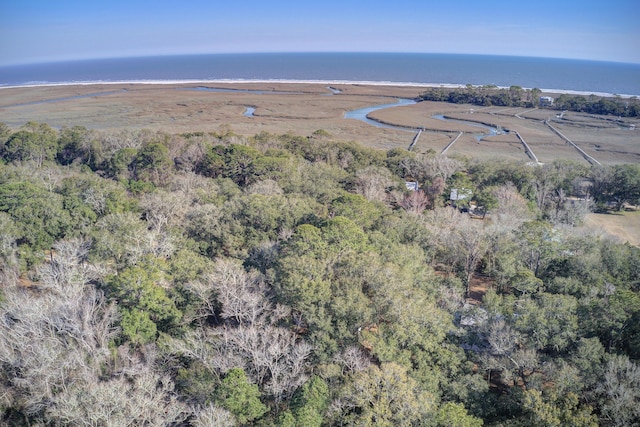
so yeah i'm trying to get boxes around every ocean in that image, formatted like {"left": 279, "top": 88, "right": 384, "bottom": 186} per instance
{"left": 1, "top": 53, "right": 639, "bottom": 96}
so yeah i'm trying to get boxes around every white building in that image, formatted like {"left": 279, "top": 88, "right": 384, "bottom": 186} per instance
{"left": 539, "top": 96, "right": 554, "bottom": 107}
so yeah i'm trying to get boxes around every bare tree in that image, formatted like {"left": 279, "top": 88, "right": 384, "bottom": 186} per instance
{"left": 175, "top": 259, "right": 313, "bottom": 403}
{"left": 0, "top": 212, "right": 19, "bottom": 285}
{"left": 208, "top": 259, "right": 275, "bottom": 326}
{"left": 46, "top": 366, "right": 188, "bottom": 427}
{"left": 246, "top": 179, "right": 285, "bottom": 196}
{"left": 491, "top": 183, "right": 533, "bottom": 229}
{"left": 424, "top": 175, "right": 446, "bottom": 208}
{"left": 483, "top": 319, "right": 539, "bottom": 389}
{"left": 400, "top": 154, "right": 462, "bottom": 184}
{"left": 597, "top": 355, "right": 640, "bottom": 427}
{"left": 0, "top": 238, "right": 188, "bottom": 425}
{"left": 421, "top": 154, "right": 463, "bottom": 183}
{"left": 399, "top": 190, "right": 430, "bottom": 215}
{"left": 221, "top": 325, "right": 312, "bottom": 401}
{"left": 168, "top": 170, "right": 223, "bottom": 204}
{"left": 191, "top": 404, "right": 237, "bottom": 427}
{"left": 353, "top": 166, "right": 395, "bottom": 203}
{"left": 92, "top": 212, "right": 175, "bottom": 267}
{"left": 82, "top": 186, "right": 108, "bottom": 216}
{"left": 333, "top": 346, "right": 372, "bottom": 374}
{"left": 546, "top": 189, "right": 593, "bottom": 226}
{"left": 140, "top": 189, "right": 192, "bottom": 233}
{"left": 448, "top": 219, "right": 489, "bottom": 296}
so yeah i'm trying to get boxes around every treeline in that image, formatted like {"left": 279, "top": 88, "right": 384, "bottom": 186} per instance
{"left": 417, "top": 85, "right": 640, "bottom": 117}
{"left": 1, "top": 121, "right": 640, "bottom": 426}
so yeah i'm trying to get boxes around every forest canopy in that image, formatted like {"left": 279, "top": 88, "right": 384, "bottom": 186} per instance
{"left": 418, "top": 85, "right": 640, "bottom": 117}
{"left": 1, "top": 122, "right": 639, "bottom": 426}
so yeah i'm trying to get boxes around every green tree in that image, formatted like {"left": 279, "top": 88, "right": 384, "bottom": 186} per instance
{"left": 253, "top": 151, "right": 294, "bottom": 182}
{"left": 436, "top": 402, "right": 484, "bottom": 427}
{"left": 134, "top": 142, "right": 170, "bottom": 183}
{"left": 214, "top": 368, "right": 267, "bottom": 424}
{"left": 106, "top": 257, "right": 181, "bottom": 335}
{"left": 224, "top": 144, "right": 260, "bottom": 186}
{"left": 591, "top": 164, "right": 640, "bottom": 210}
{"left": 474, "top": 187, "right": 499, "bottom": 218}
{"left": 528, "top": 88, "right": 542, "bottom": 107}
{"left": 57, "top": 125, "right": 94, "bottom": 165}
{"left": 108, "top": 147, "right": 138, "bottom": 179}
{"left": 3, "top": 122, "right": 57, "bottom": 167}
{"left": 513, "top": 293, "right": 578, "bottom": 352}
{"left": 335, "top": 363, "right": 435, "bottom": 426}
{"left": 510, "top": 269, "right": 544, "bottom": 296}
{"left": 274, "top": 217, "right": 374, "bottom": 358}
{"left": 120, "top": 308, "right": 158, "bottom": 345}
{"left": 523, "top": 389, "right": 597, "bottom": 427}
{"left": 289, "top": 376, "right": 329, "bottom": 427}
{"left": 330, "top": 192, "right": 383, "bottom": 230}
{"left": 0, "top": 122, "right": 11, "bottom": 146}
{"left": 0, "top": 180, "right": 71, "bottom": 253}
{"left": 516, "top": 221, "right": 557, "bottom": 277}
{"left": 283, "top": 161, "right": 348, "bottom": 204}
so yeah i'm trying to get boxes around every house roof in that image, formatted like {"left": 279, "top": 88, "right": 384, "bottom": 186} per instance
{"left": 450, "top": 188, "right": 471, "bottom": 200}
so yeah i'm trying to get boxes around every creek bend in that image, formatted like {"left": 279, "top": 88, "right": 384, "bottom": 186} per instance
{"left": 345, "top": 99, "right": 502, "bottom": 141}
{"left": 188, "top": 86, "right": 502, "bottom": 141}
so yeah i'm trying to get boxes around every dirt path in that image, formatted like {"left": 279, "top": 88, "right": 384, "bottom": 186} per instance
{"left": 467, "top": 273, "right": 493, "bottom": 305}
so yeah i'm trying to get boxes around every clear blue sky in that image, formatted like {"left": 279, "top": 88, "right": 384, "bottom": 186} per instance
{"left": 1, "top": 0, "right": 638, "bottom": 66}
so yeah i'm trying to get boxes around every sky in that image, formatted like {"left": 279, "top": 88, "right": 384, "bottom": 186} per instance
{"left": 1, "top": 0, "right": 639, "bottom": 66}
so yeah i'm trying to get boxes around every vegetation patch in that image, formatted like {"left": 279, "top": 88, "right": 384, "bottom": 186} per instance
{"left": 1, "top": 120, "right": 639, "bottom": 426}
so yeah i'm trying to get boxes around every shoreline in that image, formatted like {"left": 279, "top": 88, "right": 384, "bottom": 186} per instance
{"left": 0, "top": 79, "right": 637, "bottom": 98}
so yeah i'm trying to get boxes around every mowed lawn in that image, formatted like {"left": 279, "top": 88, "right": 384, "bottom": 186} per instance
{"left": 583, "top": 210, "right": 640, "bottom": 247}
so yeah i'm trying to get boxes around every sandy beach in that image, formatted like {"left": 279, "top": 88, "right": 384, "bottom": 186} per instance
{"left": 1, "top": 81, "right": 639, "bottom": 163}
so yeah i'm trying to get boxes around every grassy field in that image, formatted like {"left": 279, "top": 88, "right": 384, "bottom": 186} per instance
{"left": 373, "top": 101, "right": 640, "bottom": 164}
{"left": 1, "top": 82, "right": 639, "bottom": 162}
{"left": 583, "top": 210, "right": 640, "bottom": 247}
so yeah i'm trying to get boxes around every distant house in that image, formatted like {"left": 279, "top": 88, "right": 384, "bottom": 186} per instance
{"left": 450, "top": 188, "right": 473, "bottom": 210}
{"left": 539, "top": 96, "right": 554, "bottom": 107}
{"left": 450, "top": 188, "right": 471, "bottom": 202}
{"left": 405, "top": 181, "right": 419, "bottom": 191}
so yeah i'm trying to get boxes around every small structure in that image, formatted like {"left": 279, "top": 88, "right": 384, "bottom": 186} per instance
{"left": 450, "top": 188, "right": 472, "bottom": 210}
{"left": 405, "top": 181, "right": 419, "bottom": 191}
{"left": 450, "top": 188, "right": 472, "bottom": 202}
{"left": 539, "top": 96, "right": 554, "bottom": 107}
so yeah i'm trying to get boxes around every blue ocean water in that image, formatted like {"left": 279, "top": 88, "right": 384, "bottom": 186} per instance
{"left": 1, "top": 53, "right": 638, "bottom": 96}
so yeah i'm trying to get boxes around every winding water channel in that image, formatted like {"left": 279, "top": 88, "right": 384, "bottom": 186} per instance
{"left": 343, "top": 98, "right": 417, "bottom": 131}
{"left": 234, "top": 89, "right": 500, "bottom": 141}
{"left": 344, "top": 98, "right": 500, "bottom": 141}
{"left": 3, "top": 85, "right": 499, "bottom": 142}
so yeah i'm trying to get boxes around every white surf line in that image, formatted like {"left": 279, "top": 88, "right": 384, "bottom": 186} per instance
{"left": 441, "top": 132, "right": 463, "bottom": 155}
{"left": 1, "top": 80, "right": 637, "bottom": 98}
{"left": 544, "top": 120, "right": 601, "bottom": 166}
{"left": 0, "top": 79, "right": 465, "bottom": 90}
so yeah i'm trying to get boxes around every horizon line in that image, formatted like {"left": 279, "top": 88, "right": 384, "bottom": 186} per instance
{"left": 2, "top": 51, "right": 640, "bottom": 68}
